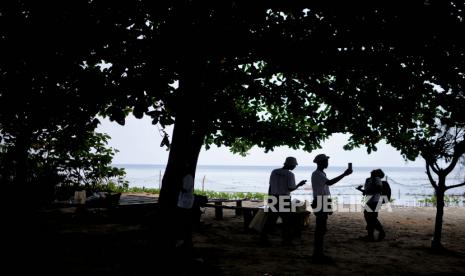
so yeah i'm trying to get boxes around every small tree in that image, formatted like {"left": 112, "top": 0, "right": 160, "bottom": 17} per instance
{"left": 296, "top": 1, "right": 465, "bottom": 250}
{"left": 0, "top": 127, "right": 126, "bottom": 204}
{"left": 333, "top": 60, "right": 465, "bottom": 250}
{"left": 422, "top": 125, "right": 465, "bottom": 249}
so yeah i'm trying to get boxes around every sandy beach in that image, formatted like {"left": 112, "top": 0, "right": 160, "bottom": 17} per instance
{"left": 19, "top": 195, "right": 465, "bottom": 275}
{"left": 193, "top": 202, "right": 465, "bottom": 275}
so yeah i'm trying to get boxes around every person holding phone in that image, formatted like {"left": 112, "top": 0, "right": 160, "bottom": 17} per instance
{"left": 260, "top": 156, "right": 307, "bottom": 246}
{"left": 356, "top": 169, "right": 386, "bottom": 241}
{"left": 311, "top": 154, "right": 352, "bottom": 263}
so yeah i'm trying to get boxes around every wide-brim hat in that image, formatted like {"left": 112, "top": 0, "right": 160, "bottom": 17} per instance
{"left": 313, "top": 154, "right": 330, "bottom": 163}
{"left": 284, "top": 156, "right": 298, "bottom": 166}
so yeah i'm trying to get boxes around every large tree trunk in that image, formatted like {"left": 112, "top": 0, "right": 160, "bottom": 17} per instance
{"left": 158, "top": 51, "right": 208, "bottom": 207}
{"left": 431, "top": 177, "right": 446, "bottom": 250}
{"left": 157, "top": 59, "right": 208, "bottom": 256}
{"left": 158, "top": 112, "right": 204, "bottom": 209}
{"left": 158, "top": 60, "right": 206, "bottom": 208}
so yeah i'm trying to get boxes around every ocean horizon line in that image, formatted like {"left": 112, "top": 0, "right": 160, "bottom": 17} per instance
{"left": 113, "top": 163, "right": 425, "bottom": 169}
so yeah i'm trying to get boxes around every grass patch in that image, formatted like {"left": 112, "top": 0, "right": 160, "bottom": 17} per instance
{"left": 418, "top": 195, "right": 464, "bottom": 207}
{"left": 119, "top": 187, "right": 266, "bottom": 200}
{"left": 194, "top": 190, "right": 266, "bottom": 200}
{"left": 57, "top": 182, "right": 266, "bottom": 201}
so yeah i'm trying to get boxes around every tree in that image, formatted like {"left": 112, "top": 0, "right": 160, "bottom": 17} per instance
{"left": 3, "top": 2, "right": 464, "bottom": 251}
{"left": 340, "top": 80, "right": 464, "bottom": 250}
{"left": 83, "top": 1, "right": 451, "bottom": 208}
{"left": 38, "top": 131, "right": 127, "bottom": 189}
{"left": 1, "top": 128, "right": 127, "bottom": 203}
{"left": 82, "top": 1, "right": 342, "bottom": 208}
{"left": 4, "top": 1, "right": 457, "bottom": 211}
{"left": 423, "top": 126, "right": 465, "bottom": 249}
{"left": 0, "top": 1, "right": 126, "bottom": 207}
{"left": 304, "top": 1, "right": 465, "bottom": 250}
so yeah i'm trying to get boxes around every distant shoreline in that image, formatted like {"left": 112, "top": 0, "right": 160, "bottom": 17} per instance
{"left": 113, "top": 163, "right": 426, "bottom": 169}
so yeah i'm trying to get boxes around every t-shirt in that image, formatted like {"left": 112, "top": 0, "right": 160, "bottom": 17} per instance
{"left": 177, "top": 174, "right": 194, "bottom": 209}
{"left": 311, "top": 169, "right": 330, "bottom": 196}
{"left": 268, "top": 168, "right": 297, "bottom": 196}
{"left": 364, "top": 177, "right": 382, "bottom": 203}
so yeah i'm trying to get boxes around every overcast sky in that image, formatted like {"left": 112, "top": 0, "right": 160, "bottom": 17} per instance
{"left": 96, "top": 115, "right": 424, "bottom": 167}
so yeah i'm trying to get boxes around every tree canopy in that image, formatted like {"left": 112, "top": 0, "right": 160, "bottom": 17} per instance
{"left": 0, "top": 2, "right": 127, "bottom": 206}
{"left": 1, "top": 1, "right": 464, "bottom": 213}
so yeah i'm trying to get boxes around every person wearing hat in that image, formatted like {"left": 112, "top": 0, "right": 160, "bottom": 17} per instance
{"left": 260, "top": 156, "right": 307, "bottom": 246}
{"left": 356, "top": 169, "right": 386, "bottom": 241}
{"left": 311, "top": 153, "right": 352, "bottom": 262}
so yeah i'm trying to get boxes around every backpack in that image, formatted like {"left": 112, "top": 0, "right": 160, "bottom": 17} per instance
{"left": 381, "top": 180, "right": 391, "bottom": 202}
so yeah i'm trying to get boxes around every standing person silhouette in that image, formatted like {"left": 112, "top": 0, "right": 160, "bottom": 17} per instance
{"left": 356, "top": 169, "right": 386, "bottom": 241}
{"left": 260, "top": 156, "right": 307, "bottom": 246}
{"left": 176, "top": 168, "right": 195, "bottom": 251}
{"left": 311, "top": 154, "right": 352, "bottom": 262}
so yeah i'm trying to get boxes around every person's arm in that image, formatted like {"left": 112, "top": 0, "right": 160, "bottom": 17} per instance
{"left": 289, "top": 180, "right": 307, "bottom": 192}
{"left": 268, "top": 171, "right": 275, "bottom": 195}
{"left": 356, "top": 185, "right": 366, "bottom": 195}
{"left": 326, "top": 168, "right": 352, "bottom": 186}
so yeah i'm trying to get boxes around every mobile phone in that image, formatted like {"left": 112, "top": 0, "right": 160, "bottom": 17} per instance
{"left": 348, "top": 162, "right": 352, "bottom": 170}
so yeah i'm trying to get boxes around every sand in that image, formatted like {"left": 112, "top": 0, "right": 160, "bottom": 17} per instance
{"left": 18, "top": 196, "right": 465, "bottom": 275}
{"left": 194, "top": 202, "right": 465, "bottom": 275}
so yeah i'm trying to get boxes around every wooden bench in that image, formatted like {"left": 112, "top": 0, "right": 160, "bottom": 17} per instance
{"left": 204, "top": 202, "right": 312, "bottom": 232}
{"left": 204, "top": 200, "right": 262, "bottom": 230}
{"left": 207, "top": 199, "right": 261, "bottom": 217}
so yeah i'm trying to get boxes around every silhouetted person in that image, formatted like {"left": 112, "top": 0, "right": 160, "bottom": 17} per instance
{"left": 176, "top": 172, "right": 195, "bottom": 251}
{"left": 192, "top": 194, "right": 208, "bottom": 229}
{"left": 311, "top": 154, "right": 352, "bottom": 262}
{"left": 260, "top": 156, "right": 306, "bottom": 246}
{"left": 356, "top": 169, "right": 386, "bottom": 242}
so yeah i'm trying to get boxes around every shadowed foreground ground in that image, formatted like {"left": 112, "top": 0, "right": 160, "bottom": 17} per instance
{"left": 8, "top": 202, "right": 465, "bottom": 275}
{"left": 196, "top": 205, "right": 465, "bottom": 275}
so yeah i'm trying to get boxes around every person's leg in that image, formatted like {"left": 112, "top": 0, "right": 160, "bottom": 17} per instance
{"left": 367, "top": 202, "right": 382, "bottom": 239}
{"left": 313, "top": 211, "right": 328, "bottom": 257}
{"left": 175, "top": 208, "right": 191, "bottom": 248}
{"left": 280, "top": 197, "right": 294, "bottom": 244}
{"left": 280, "top": 212, "right": 293, "bottom": 244}
{"left": 184, "top": 209, "right": 194, "bottom": 249}
{"left": 372, "top": 211, "right": 385, "bottom": 240}
{"left": 367, "top": 201, "right": 385, "bottom": 239}
{"left": 260, "top": 208, "right": 278, "bottom": 244}
{"left": 363, "top": 210, "right": 375, "bottom": 241}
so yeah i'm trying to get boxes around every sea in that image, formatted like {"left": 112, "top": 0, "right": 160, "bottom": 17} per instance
{"left": 115, "top": 164, "right": 465, "bottom": 206}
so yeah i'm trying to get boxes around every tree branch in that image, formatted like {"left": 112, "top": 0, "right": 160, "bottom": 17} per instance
{"left": 426, "top": 163, "right": 438, "bottom": 190}
{"left": 431, "top": 161, "right": 440, "bottom": 175}
{"left": 422, "top": 153, "right": 441, "bottom": 175}
{"left": 444, "top": 140, "right": 465, "bottom": 175}
{"left": 446, "top": 182, "right": 465, "bottom": 190}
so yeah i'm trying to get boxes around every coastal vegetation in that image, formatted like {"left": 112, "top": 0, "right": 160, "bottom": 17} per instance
{"left": 418, "top": 195, "right": 464, "bottom": 208}
{"left": 55, "top": 183, "right": 266, "bottom": 201}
